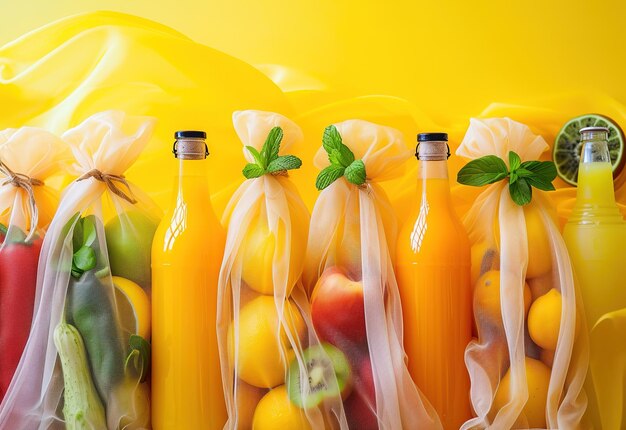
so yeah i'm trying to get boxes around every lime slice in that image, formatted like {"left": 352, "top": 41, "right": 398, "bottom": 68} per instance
{"left": 553, "top": 114, "right": 625, "bottom": 186}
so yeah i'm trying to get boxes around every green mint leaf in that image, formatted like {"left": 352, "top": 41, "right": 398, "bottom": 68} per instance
{"left": 509, "top": 151, "right": 522, "bottom": 172}
{"left": 73, "top": 245, "right": 96, "bottom": 272}
{"left": 509, "top": 177, "right": 532, "bottom": 206}
{"left": 519, "top": 160, "right": 557, "bottom": 191}
{"left": 316, "top": 165, "right": 345, "bottom": 190}
{"left": 245, "top": 146, "right": 264, "bottom": 168}
{"left": 344, "top": 159, "right": 366, "bottom": 186}
{"left": 267, "top": 155, "right": 302, "bottom": 173}
{"left": 328, "top": 146, "right": 355, "bottom": 168}
{"left": 242, "top": 163, "right": 266, "bottom": 179}
{"left": 322, "top": 125, "right": 343, "bottom": 154}
{"left": 125, "top": 335, "right": 151, "bottom": 382}
{"left": 260, "top": 127, "right": 283, "bottom": 165}
{"left": 525, "top": 175, "right": 556, "bottom": 191}
{"left": 515, "top": 168, "right": 534, "bottom": 178}
{"left": 520, "top": 160, "right": 558, "bottom": 182}
{"left": 509, "top": 170, "right": 518, "bottom": 184}
{"left": 457, "top": 155, "right": 509, "bottom": 186}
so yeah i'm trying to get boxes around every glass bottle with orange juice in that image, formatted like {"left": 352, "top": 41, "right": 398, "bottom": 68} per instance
{"left": 563, "top": 126, "right": 626, "bottom": 429}
{"left": 151, "top": 131, "right": 227, "bottom": 429}
{"left": 395, "top": 133, "right": 472, "bottom": 429}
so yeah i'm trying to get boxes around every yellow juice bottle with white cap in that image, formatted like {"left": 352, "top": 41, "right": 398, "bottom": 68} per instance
{"left": 563, "top": 126, "right": 626, "bottom": 430}
{"left": 151, "top": 131, "right": 227, "bottom": 429}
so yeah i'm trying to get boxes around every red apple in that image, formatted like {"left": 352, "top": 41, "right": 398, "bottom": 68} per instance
{"left": 344, "top": 356, "right": 378, "bottom": 430}
{"left": 311, "top": 267, "right": 366, "bottom": 347}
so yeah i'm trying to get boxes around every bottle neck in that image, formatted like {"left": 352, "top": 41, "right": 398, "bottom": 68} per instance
{"left": 416, "top": 159, "right": 452, "bottom": 206}
{"left": 571, "top": 140, "right": 622, "bottom": 223}
{"left": 171, "top": 158, "right": 211, "bottom": 207}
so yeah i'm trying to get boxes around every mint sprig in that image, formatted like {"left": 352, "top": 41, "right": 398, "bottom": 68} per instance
{"left": 315, "top": 125, "right": 367, "bottom": 190}
{"left": 457, "top": 150, "right": 557, "bottom": 206}
{"left": 242, "top": 127, "right": 302, "bottom": 179}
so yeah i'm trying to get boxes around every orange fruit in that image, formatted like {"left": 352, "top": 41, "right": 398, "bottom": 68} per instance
{"left": 528, "top": 289, "right": 562, "bottom": 351}
{"left": 474, "top": 270, "right": 531, "bottom": 325}
{"left": 493, "top": 357, "right": 551, "bottom": 428}
{"left": 252, "top": 385, "right": 312, "bottom": 430}
{"left": 228, "top": 296, "right": 306, "bottom": 388}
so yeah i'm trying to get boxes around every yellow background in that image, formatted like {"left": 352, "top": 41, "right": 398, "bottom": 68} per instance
{"left": 1, "top": 0, "right": 626, "bottom": 221}
{"left": 2, "top": 4, "right": 626, "bottom": 427}
{"left": 2, "top": 0, "right": 625, "bottom": 125}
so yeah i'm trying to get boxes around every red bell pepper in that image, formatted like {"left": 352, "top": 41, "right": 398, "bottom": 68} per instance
{"left": 0, "top": 224, "right": 43, "bottom": 400}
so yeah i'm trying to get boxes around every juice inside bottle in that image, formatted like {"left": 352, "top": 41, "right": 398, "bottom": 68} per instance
{"left": 151, "top": 131, "right": 227, "bottom": 429}
{"left": 563, "top": 126, "right": 626, "bottom": 430}
{"left": 395, "top": 133, "right": 472, "bottom": 429}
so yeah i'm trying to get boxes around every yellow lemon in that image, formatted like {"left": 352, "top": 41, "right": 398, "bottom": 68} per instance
{"left": 474, "top": 270, "right": 531, "bottom": 325}
{"left": 240, "top": 208, "right": 307, "bottom": 296}
{"left": 228, "top": 296, "right": 306, "bottom": 388}
{"left": 528, "top": 289, "right": 562, "bottom": 351}
{"left": 252, "top": 385, "right": 312, "bottom": 430}
{"left": 493, "top": 357, "right": 551, "bottom": 429}
{"left": 112, "top": 276, "right": 151, "bottom": 340}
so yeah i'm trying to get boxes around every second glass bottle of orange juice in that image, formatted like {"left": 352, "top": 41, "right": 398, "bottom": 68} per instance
{"left": 396, "top": 133, "right": 472, "bottom": 429}
{"left": 151, "top": 131, "right": 227, "bottom": 429}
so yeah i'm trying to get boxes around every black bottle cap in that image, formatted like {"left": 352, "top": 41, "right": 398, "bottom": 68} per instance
{"left": 417, "top": 132, "right": 448, "bottom": 142}
{"left": 174, "top": 130, "right": 206, "bottom": 139}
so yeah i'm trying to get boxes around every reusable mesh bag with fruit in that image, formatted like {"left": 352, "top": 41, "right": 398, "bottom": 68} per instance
{"left": 0, "top": 111, "right": 159, "bottom": 429}
{"left": 456, "top": 117, "right": 588, "bottom": 429}
{"left": 0, "top": 128, "right": 66, "bottom": 403}
{"left": 302, "top": 120, "right": 442, "bottom": 430}
{"left": 217, "top": 110, "right": 344, "bottom": 429}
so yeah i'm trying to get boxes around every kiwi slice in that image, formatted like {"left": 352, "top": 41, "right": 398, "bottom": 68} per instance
{"left": 553, "top": 114, "right": 625, "bottom": 186}
{"left": 287, "top": 343, "right": 352, "bottom": 409}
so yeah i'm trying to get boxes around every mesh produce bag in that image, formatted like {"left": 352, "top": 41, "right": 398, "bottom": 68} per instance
{"left": 0, "top": 111, "right": 159, "bottom": 429}
{"left": 457, "top": 118, "right": 588, "bottom": 429}
{"left": 217, "top": 110, "right": 359, "bottom": 430}
{"left": 303, "top": 120, "right": 442, "bottom": 429}
{"left": 0, "top": 128, "right": 66, "bottom": 402}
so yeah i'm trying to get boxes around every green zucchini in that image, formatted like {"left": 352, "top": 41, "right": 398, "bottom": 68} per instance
{"left": 54, "top": 322, "right": 107, "bottom": 430}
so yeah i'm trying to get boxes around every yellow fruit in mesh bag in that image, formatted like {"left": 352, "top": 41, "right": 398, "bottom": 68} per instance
{"left": 252, "top": 385, "right": 312, "bottom": 430}
{"left": 528, "top": 289, "right": 562, "bottom": 351}
{"left": 240, "top": 203, "right": 307, "bottom": 296}
{"left": 493, "top": 205, "right": 552, "bottom": 278}
{"left": 228, "top": 296, "right": 306, "bottom": 388}
{"left": 474, "top": 270, "right": 531, "bottom": 325}
{"left": 493, "top": 357, "right": 551, "bottom": 428}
